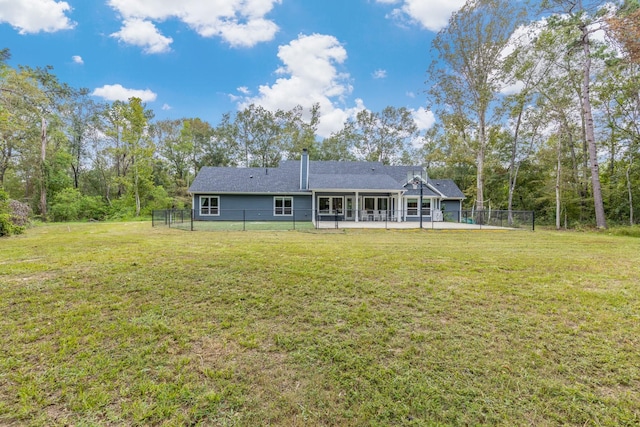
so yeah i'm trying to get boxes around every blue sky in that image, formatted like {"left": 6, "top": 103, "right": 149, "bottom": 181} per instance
{"left": 0, "top": 0, "right": 466, "bottom": 137}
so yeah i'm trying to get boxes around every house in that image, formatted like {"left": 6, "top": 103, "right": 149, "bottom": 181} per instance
{"left": 188, "top": 149, "right": 465, "bottom": 223}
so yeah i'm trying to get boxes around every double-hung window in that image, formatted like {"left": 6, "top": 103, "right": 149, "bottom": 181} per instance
{"left": 406, "top": 198, "right": 430, "bottom": 216}
{"left": 274, "top": 196, "right": 293, "bottom": 216}
{"left": 200, "top": 196, "right": 219, "bottom": 216}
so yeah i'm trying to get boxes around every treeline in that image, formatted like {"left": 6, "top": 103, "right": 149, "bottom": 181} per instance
{"left": 0, "top": 54, "right": 423, "bottom": 224}
{"left": 1, "top": 0, "right": 640, "bottom": 230}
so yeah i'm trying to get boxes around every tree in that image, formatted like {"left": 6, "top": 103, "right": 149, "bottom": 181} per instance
{"left": 429, "top": 0, "right": 525, "bottom": 211}
{"left": 121, "top": 97, "right": 155, "bottom": 216}
{"left": 0, "top": 65, "right": 71, "bottom": 219}
{"left": 343, "top": 106, "right": 418, "bottom": 165}
{"left": 217, "top": 104, "right": 321, "bottom": 168}
{"left": 152, "top": 119, "right": 187, "bottom": 185}
{"left": 595, "top": 53, "right": 640, "bottom": 224}
{"left": 316, "top": 134, "right": 356, "bottom": 161}
{"left": 63, "top": 89, "right": 97, "bottom": 190}
{"left": 606, "top": 0, "right": 640, "bottom": 64}
{"left": 541, "top": 0, "right": 609, "bottom": 228}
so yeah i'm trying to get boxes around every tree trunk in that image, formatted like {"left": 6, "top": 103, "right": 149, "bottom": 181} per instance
{"left": 0, "top": 144, "right": 11, "bottom": 186}
{"left": 556, "top": 138, "right": 562, "bottom": 230}
{"left": 477, "top": 113, "right": 486, "bottom": 212}
{"left": 507, "top": 107, "right": 525, "bottom": 226}
{"left": 40, "top": 116, "right": 47, "bottom": 221}
{"left": 627, "top": 162, "right": 634, "bottom": 225}
{"left": 580, "top": 24, "right": 607, "bottom": 228}
{"left": 133, "top": 156, "right": 141, "bottom": 217}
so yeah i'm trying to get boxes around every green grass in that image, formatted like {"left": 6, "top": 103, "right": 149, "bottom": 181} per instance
{"left": 1, "top": 222, "right": 639, "bottom": 426}
{"left": 168, "top": 220, "right": 316, "bottom": 232}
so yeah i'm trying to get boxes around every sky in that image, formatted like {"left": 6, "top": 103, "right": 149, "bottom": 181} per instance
{"left": 0, "top": 0, "right": 467, "bottom": 137}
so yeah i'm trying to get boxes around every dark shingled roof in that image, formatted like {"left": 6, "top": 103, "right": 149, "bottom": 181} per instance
{"left": 189, "top": 158, "right": 465, "bottom": 199}
{"left": 189, "top": 165, "right": 301, "bottom": 193}
{"left": 310, "top": 174, "right": 404, "bottom": 191}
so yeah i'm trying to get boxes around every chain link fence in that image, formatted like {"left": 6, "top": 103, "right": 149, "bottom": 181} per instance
{"left": 152, "top": 209, "right": 535, "bottom": 231}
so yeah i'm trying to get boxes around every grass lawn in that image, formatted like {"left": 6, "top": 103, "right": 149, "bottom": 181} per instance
{"left": 1, "top": 223, "right": 639, "bottom": 426}
{"left": 172, "top": 220, "right": 316, "bottom": 232}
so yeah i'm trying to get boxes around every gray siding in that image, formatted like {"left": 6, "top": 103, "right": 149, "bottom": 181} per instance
{"left": 193, "top": 194, "right": 313, "bottom": 221}
{"left": 442, "top": 200, "right": 463, "bottom": 221}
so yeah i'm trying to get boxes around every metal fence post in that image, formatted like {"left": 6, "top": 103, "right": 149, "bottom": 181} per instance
{"left": 532, "top": 211, "right": 535, "bottom": 231}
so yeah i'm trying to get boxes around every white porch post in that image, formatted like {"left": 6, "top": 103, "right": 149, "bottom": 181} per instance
{"left": 355, "top": 191, "right": 359, "bottom": 222}
{"left": 311, "top": 191, "right": 316, "bottom": 224}
{"left": 397, "top": 192, "right": 402, "bottom": 222}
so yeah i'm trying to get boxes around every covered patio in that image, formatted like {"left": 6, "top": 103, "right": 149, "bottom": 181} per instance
{"left": 315, "top": 219, "right": 514, "bottom": 230}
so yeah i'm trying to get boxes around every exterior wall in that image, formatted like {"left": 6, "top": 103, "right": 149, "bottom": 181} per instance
{"left": 441, "top": 199, "right": 463, "bottom": 221}
{"left": 193, "top": 194, "right": 313, "bottom": 221}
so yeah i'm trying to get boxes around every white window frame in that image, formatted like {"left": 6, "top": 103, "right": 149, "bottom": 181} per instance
{"left": 406, "top": 198, "right": 430, "bottom": 217}
{"left": 318, "top": 196, "right": 344, "bottom": 215}
{"left": 200, "top": 196, "right": 220, "bottom": 216}
{"left": 274, "top": 196, "right": 293, "bottom": 216}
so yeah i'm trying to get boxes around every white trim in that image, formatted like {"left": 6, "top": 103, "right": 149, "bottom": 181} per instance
{"left": 189, "top": 191, "right": 311, "bottom": 196}
{"left": 405, "top": 196, "right": 432, "bottom": 217}
{"left": 317, "top": 196, "right": 345, "bottom": 215}
{"left": 273, "top": 196, "right": 293, "bottom": 216}
{"left": 199, "top": 196, "right": 220, "bottom": 216}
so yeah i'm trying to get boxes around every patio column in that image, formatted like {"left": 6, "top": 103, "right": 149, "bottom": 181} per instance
{"left": 397, "top": 192, "right": 402, "bottom": 222}
{"left": 355, "top": 191, "right": 359, "bottom": 222}
{"left": 311, "top": 191, "right": 316, "bottom": 224}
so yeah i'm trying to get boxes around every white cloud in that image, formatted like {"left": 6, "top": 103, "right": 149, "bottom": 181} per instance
{"left": 500, "top": 81, "right": 525, "bottom": 96}
{"left": 377, "top": 0, "right": 465, "bottom": 32}
{"left": 162, "top": 103, "right": 172, "bottom": 111}
{"left": 238, "top": 33, "right": 361, "bottom": 138}
{"left": 411, "top": 107, "right": 435, "bottom": 131}
{"left": 111, "top": 19, "right": 173, "bottom": 54}
{"left": 237, "top": 86, "right": 251, "bottom": 95}
{"left": 106, "top": 0, "right": 281, "bottom": 51}
{"left": 0, "top": 0, "right": 75, "bottom": 34}
{"left": 372, "top": 69, "right": 387, "bottom": 79}
{"left": 91, "top": 84, "right": 157, "bottom": 102}
{"left": 72, "top": 55, "right": 83, "bottom": 64}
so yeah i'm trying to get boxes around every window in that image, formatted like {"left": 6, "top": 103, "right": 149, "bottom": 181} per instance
{"left": 422, "top": 199, "right": 431, "bottom": 216}
{"left": 318, "top": 197, "right": 343, "bottom": 214}
{"left": 200, "top": 196, "right": 219, "bottom": 216}
{"left": 274, "top": 197, "right": 293, "bottom": 216}
{"left": 406, "top": 198, "right": 430, "bottom": 216}
{"left": 364, "top": 197, "right": 376, "bottom": 211}
{"left": 407, "top": 198, "right": 418, "bottom": 216}
{"left": 364, "top": 197, "right": 389, "bottom": 211}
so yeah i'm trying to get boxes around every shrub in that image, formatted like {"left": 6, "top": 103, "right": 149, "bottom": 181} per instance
{"left": 50, "top": 188, "right": 108, "bottom": 222}
{"left": 141, "top": 186, "right": 175, "bottom": 216}
{"left": 608, "top": 225, "right": 640, "bottom": 238}
{"left": 9, "top": 199, "right": 31, "bottom": 227}
{"left": 0, "top": 188, "right": 27, "bottom": 236}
